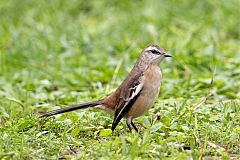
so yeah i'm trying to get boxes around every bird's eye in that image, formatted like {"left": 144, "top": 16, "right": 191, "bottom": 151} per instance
{"left": 151, "top": 50, "right": 160, "bottom": 54}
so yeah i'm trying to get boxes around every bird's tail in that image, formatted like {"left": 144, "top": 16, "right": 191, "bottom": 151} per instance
{"left": 40, "top": 101, "right": 102, "bottom": 118}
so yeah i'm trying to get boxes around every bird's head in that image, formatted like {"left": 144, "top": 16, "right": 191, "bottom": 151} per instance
{"left": 141, "top": 45, "right": 171, "bottom": 65}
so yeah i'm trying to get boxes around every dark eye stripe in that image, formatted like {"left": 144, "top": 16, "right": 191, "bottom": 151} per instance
{"left": 151, "top": 50, "right": 160, "bottom": 54}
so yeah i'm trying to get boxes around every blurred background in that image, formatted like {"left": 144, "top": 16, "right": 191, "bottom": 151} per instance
{"left": 0, "top": 0, "right": 239, "bottom": 159}
{"left": 0, "top": 0, "right": 239, "bottom": 102}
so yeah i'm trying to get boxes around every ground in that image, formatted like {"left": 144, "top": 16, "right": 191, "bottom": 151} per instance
{"left": 0, "top": 0, "right": 239, "bottom": 159}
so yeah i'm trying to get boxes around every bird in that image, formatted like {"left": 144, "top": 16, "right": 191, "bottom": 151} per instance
{"left": 40, "top": 45, "right": 171, "bottom": 132}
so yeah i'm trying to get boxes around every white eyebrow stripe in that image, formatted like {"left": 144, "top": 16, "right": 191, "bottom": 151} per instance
{"left": 145, "top": 46, "right": 159, "bottom": 52}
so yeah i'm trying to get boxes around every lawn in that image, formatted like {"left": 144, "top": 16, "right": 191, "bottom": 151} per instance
{"left": 0, "top": 0, "right": 239, "bottom": 159}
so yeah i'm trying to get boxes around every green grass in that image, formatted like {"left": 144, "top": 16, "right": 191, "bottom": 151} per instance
{"left": 0, "top": 0, "right": 239, "bottom": 159}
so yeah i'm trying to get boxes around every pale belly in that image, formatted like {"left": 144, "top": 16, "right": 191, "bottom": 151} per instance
{"left": 126, "top": 65, "right": 162, "bottom": 118}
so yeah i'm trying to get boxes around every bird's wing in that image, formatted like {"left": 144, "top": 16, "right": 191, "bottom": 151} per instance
{"left": 111, "top": 74, "right": 144, "bottom": 131}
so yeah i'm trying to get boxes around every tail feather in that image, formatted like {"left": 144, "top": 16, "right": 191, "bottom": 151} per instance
{"left": 40, "top": 101, "right": 101, "bottom": 118}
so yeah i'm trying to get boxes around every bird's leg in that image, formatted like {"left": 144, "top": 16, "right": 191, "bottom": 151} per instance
{"left": 126, "top": 118, "right": 139, "bottom": 133}
{"left": 131, "top": 121, "right": 138, "bottom": 132}
{"left": 126, "top": 118, "right": 132, "bottom": 132}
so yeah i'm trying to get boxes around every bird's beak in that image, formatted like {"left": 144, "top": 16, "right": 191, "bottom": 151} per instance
{"left": 164, "top": 53, "right": 172, "bottom": 57}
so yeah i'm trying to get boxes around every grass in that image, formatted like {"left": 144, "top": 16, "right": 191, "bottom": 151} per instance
{"left": 0, "top": 0, "right": 239, "bottom": 159}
